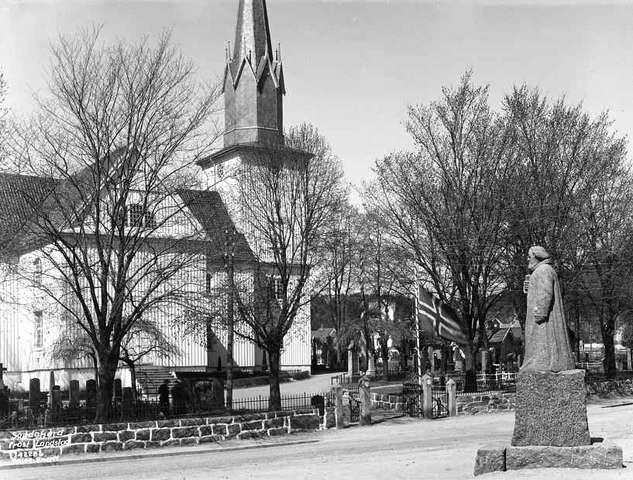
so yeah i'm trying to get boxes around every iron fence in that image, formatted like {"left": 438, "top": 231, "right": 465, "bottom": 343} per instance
{"left": 232, "top": 391, "right": 334, "bottom": 415}
{"left": 1, "top": 391, "right": 335, "bottom": 431}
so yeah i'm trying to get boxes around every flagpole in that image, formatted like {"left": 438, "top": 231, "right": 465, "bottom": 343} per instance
{"left": 414, "top": 271, "right": 423, "bottom": 405}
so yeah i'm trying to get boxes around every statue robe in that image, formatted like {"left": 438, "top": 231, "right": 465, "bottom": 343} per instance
{"left": 521, "top": 259, "right": 575, "bottom": 372}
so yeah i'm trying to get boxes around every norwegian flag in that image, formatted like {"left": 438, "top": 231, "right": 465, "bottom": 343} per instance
{"left": 417, "top": 287, "right": 468, "bottom": 344}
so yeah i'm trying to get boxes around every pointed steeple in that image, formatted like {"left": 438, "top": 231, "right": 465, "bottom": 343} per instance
{"left": 223, "top": 0, "right": 285, "bottom": 148}
{"left": 231, "top": 0, "right": 273, "bottom": 76}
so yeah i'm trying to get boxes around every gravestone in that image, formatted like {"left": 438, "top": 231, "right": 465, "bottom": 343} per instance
{"left": 69, "top": 380, "right": 80, "bottom": 409}
{"left": 358, "top": 373, "right": 371, "bottom": 426}
{"left": 121, "top": 387, "right": 134, "bottom": 418}
{"left": 113, "top": 378, "right": 123, "bottom": 404}
{"left": 29, "top": 378, "right": 41, "bottom": 413}
{"left": 347, "top": 344, "right": 359, "bottom": 376}
{"left": 86, "top": 379, "right": 97, "bottom": 415}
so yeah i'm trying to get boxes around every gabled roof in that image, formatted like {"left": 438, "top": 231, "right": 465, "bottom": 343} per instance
{"left": 312, "top": 327, "right": 336, "bottom": 341}
{"left": 0, "top": 172, "right": 58, "bottom": 255}
{"left": 177, "top": 189, "right": 254, "bottom": 263}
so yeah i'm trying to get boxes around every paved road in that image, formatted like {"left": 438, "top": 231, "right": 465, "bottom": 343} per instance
{"left": 4, "top": 402, "right": 633, "bottom": 480}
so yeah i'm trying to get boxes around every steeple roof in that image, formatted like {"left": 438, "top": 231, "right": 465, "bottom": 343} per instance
{"left": 230, "top": 0, "right": 274, "bottom": 78}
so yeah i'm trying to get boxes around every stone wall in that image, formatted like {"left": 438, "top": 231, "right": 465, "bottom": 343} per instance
{"left": 0, "top": 410, "right": 323, "bottom": 463}
{"left": 371, "top": 393, "right": 405, "bottom": 412}
{"left": 456, "top": 392, "right": 516, "bottom": 415}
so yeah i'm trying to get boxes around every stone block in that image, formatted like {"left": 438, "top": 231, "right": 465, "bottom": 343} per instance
{"left": 474, "top": 445, "right": 506, "bottom": 476}
{"left": 267, "top": 428, "right": 286, "bottom": 436}
{"left": 118, "top": 430, "right": 135, "bottom": 442}
{"left": 206, "top": 416, "right": 233, "bottom": 424}
{"left": 101, "top": 441, "right": 123, "bottom": 452}
{"left": 86, "top": 444, "right": 100, "bottom": 454}
{"left": 135, "top": 429, "right": 150, "bottom": 441}
{"left": 124, "top": 440, "right": 144, "bottom": 450}
{"left": 129, "top": 421, "right": 156, "bottom": 429}
{"left": 40, "top": 447, "right": 61, "bottom": 457}
{"left": 61, "top": 444, "right": 86, "bottom": 456}
{"left": 150, "top": 428, "right": 171, "bottom": 441}
{"left": 71, "top": 433, "right": 92, "bottom": 444}
{"left": 93, "top": 432, "right": 117, "bottom": 442}
{"left": 103, "top": 422, "right": 128, "bottom": 432}
{"left": 144, "top": 441, "right": 161, "bottom": 449}
{"left": 506, "top": 439, "right": 623, "bottom": 470}
{"left": 179, "top": 418, "right": 205, "bottom": 427}
{"left": 241, "top": 420, "right": 264, "bottom": 431}
{"left": 180, "top": 437, "right": 198, "bottom": 446}
{"left": 226, "top": 424, "right": 241, "bottom": 437}
{"left": 512, "top": 369, "right": 591, "bottom": 447}
{"left": 160, "top": 439, "right": 181, "bottom": 448}
{"left": 157, "top": 419, "right": 178, "bottom": 428}
{"left": 290, "top": 414, "right": 320, "bottom": 431}
{"left": 211, "top": 424, "right": 227, "bottom": 436}
{"left": 198, "top": 425, "right": 213, "bottom": 436}
{"left": 172, "top": 427, "right": 199, "bottom": 439}
{"left": 238, "top": 431, "right": 264, "bottom": 440}
{"left": 76, "top": 424, "right": 101, "bottom": 433}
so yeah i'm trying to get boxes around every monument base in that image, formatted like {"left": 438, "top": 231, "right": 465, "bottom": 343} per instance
{"left": 473, "top": 439, "right": 623, "bottom": 476}
{"left": 512, "top": 369, "right": 590, "bottom": 446}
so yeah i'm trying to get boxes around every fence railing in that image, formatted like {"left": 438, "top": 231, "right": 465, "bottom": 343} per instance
{"left": 1, "top": 391, "right": 336, "bottom": 431}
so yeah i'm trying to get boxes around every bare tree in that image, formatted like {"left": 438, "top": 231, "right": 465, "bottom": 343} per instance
{"left": 367, "top": 73, "right": 516, "bottom": 391}
{"left": 11, "top": 29, "right": 221, "bottom": 421}
{"left": 230, "top": 123, "right": 345, "bottom": 410}
{"left": 578, "top": 157, "right": 632, "bottom": 378}
{"left": 315, "top": 202, "right": 362, "bottom": 368}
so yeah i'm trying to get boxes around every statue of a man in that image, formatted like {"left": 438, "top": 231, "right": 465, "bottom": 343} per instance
{"left": 521, "top": 246, "right": 575, "bottom": 372}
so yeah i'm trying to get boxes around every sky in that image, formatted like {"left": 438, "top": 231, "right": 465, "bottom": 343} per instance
{"left": 2, "top": 0, "right": 633, "bottom": 190}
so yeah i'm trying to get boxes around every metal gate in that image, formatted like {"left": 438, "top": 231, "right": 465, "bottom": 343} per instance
{"left": 402, "top": 382, "right": 448, "bottom": 419}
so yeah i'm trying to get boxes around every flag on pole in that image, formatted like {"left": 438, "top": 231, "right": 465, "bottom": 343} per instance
{"left": 417, "top": 288, "right": 468, "bottom": 344}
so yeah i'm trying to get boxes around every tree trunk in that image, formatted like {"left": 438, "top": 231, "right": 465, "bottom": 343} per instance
{"left": 96, "top": 356, "right": 117, "bottom": 422}
{"left": 268, "top": 348, "right": 282, "bottom": 411}
{"left": 463, "top": 344, "right": 477, "bottom": 393}
{"left": 601, "top": 313, "right": 617, "bottom": 379}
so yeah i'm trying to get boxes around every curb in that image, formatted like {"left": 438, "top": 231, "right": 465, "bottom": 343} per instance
{"left": 0, "top": 438, "right": 320, "bottom": 470}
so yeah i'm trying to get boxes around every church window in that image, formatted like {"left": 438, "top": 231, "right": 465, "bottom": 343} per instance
{"left": 129, "top": 204, "right": 144, "bottom": 226}
{"left": 34, "top": 310, "right": 43, "bottom": 348}
{"left": 268, "top": 275, "right": 284, "bottom": 301}
{"left": 33, "top": 258, "right": 42, "bottom": 286}
{"left": 144, "top": 210, "right": 156, "bottom": 229}
{"left": 128, "top": 203, "right": 156, "bottom": 229}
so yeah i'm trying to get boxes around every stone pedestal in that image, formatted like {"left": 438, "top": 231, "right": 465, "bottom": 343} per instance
{"left": 69, "top": 380, "right": 80, "bottom": 409}
{"left": 474, "top": 440, "right": 622, "bottom": 476}
{"left": 512, "top": 369, "right": 590, "bottom": 447}
{"left": 474, "top": 369, "right": 623, "bottom": 475}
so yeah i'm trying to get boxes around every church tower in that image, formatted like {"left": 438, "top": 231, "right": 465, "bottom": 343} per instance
{"left": 198, "top": 0, "right": 311, "bottom": 176}
{"left": 223, "top": 0, "right": 285, "bottom": 147}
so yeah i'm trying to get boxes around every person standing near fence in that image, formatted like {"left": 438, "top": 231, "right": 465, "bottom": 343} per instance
{"left": 158, "top": 379, "right": 170, "bottom": 417}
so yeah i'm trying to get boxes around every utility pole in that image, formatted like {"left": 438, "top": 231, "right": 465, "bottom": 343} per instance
{"left": 224, "top": 228, "right": 236, "bottom": 412}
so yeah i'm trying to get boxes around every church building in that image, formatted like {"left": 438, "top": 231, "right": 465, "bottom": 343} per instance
{"left": 0, "top": 0, "right": 311, "bottom": 392}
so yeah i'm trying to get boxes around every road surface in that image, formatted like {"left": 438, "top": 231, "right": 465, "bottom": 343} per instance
{"left": 3, "top": 401, "right": 633, "bottom": 480}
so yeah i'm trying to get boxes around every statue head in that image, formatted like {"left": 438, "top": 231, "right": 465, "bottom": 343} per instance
{"left": 527, "top": 245, "right": 551, "bottom": 272}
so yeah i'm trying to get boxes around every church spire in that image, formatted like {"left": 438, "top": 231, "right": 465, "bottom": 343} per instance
{"left": 223, "top": 0, "right": 285, "bottom": 148}
{"left": 232, "top": 0, "right": 273, "bottom": 71}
